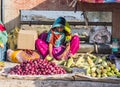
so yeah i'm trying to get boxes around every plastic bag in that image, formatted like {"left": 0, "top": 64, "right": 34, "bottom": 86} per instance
{"left": 7, "top": 49, "right": 40, "bottom": 63}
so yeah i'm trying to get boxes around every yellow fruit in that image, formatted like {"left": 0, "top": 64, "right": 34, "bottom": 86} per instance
{"left": 52, "top": 59, "right": 65, "bottom": 65}
{"left": 76, "top": 56, "right": 84, "bottom": 66}
{"left": 0, "top": 61, "right": 5, "bottom": 66}
{"left": 95, "top": 58, "right": 102, "bottom": 64}
{"left": 111, "top": 64, "right": 116, "bottom": 70}
{"left": 87, "top": 56, "right": 94, "bottom": 67}
{"left": 62, "top": 66, "right": 72, "bottom": 73}
{"left": 102, "top": 56, "right": 107, "bottom": 61}
{"left": 102, "top": 73, "right": 108, "bottom": 78}
{"left": 113, "top": 68, "right": 119, "bottom": 73}
{"left": 66, "top": 57, "right": 74, "bottom": 68}
{"left": 96, "top": 69, "right": 102, "bottom": 74}
{"left": 86, "top": 67, "right": 91, "bottom": 75}
{"left": 86, "top": 53, "right": 97, "bottom": 59}
{"left": 45, "top": 55, "right": 53, "bottom": 61}
{"left": 91, "top": 67, "right": 97, "bottom": 73}
{"left": 116, "top": 72, "right": 120, "bottom": 77}
{"left": 0, "top": 62, "right": 5, "bottom": 71}
{"left": 91, "top": 72, "right": 97, "bottom": 77}
{"left": 97, "top": 74, "right": 101, "bottom": 78}
{"left": 107, "top": 72, "right": 114, "bottom": 77}
{"left": 106, "top": 67, "right": 111, "bottom": 72}
{"left": 101, "top": 61, "right": 108, "bottom": 67}
{"left": 101, "top": 69, "right": 107, "bottom": 74}
{"left": 107, "top": 61, "right": 112, "bottom": 67}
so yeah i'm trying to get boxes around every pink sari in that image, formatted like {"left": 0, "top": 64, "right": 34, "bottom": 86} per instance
{"left": 35, "top": 33, "right": 80, "bottom": 60}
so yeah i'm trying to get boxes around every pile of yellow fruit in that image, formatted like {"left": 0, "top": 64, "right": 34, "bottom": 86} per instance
{"left": 0, "top": 61, "right": 5, "bottom": 71}
{"left": 48, "top": 53, "right": 120, "bottom": 78}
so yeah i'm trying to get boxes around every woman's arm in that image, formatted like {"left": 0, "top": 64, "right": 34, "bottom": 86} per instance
{"left": 48, "top": 43, "right": 53, "bottom": 57}
{"left": 64, "top": 42, "right": 70, "bottom": 54}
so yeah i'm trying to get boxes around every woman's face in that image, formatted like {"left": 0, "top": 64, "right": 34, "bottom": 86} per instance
{"left": 56, "top": 27, "right": 64, "bottom": 32}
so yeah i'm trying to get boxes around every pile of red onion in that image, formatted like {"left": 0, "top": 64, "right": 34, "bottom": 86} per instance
{"left": 9, "top": 58, "right": 66, "bottom": 75}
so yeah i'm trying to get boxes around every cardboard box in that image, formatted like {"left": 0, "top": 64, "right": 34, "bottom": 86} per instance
{"left": 17, "top": 30, "right": 38, "bottom": 50}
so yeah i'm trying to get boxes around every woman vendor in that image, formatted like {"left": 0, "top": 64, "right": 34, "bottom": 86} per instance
{"left": 35, "top": 17, "right": 80, "bottom": 60}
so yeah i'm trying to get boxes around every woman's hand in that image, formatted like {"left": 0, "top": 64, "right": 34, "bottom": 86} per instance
{"left": 49, "top": 53, "right": 54, "bottom": 58}
{"left": 59, "top": 51, "right": 68, "bottom": 59}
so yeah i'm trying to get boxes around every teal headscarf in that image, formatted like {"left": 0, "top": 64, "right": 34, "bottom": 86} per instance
{"left": 52, "top": 17, "right": 71, "bottom": 42}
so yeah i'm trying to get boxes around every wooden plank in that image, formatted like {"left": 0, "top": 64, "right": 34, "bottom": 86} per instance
{"left": 77, "top": 2, "right": 120, "bottom": 11}
{"left": 20, "top": 21, "right": 112, "bottom": 26}
{"left": 20, "top": 10, "right": 83, "bottom": 22}
{"left": 112, "top": 10, "right": 120, "bottom": 40}
{"left": 20, "top": 10, "right": 112, "bottom": 26}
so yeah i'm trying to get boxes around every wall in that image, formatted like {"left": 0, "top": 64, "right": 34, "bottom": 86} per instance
{"left": 3, "top": 0, "right": 112, "bottom": 32}
{"left": 3, "top": 0, "right": 74, "bottom": 31}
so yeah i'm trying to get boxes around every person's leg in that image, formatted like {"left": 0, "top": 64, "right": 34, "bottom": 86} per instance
{"left": 70, "top": 35, "right": 80, "bottom": 55}
{"left": 35, "top": 39, "right": 49, "bottom": 58}
{"left": 36, "top": 32, "right": 49, "bottom": 58}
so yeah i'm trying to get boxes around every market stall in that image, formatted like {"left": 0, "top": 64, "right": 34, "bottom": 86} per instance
{"left": 1, "top": 0, "right": 120, "bottom": 87}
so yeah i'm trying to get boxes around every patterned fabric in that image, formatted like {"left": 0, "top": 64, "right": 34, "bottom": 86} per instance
{"left": 7, "top": 49, "right": 40, "bottom": 63}
{"left": 47, "top": 17, "right": 71, "bottom": 46}
{"left": 80, "top": 0, "right": 120, "bottom": 3}
{"left": 46, "top": 29, "right": 65, "bottom": 47}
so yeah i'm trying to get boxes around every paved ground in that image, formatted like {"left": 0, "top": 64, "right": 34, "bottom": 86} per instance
{"left": 0, "top": 79, "right": 120, "bottom": 87}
